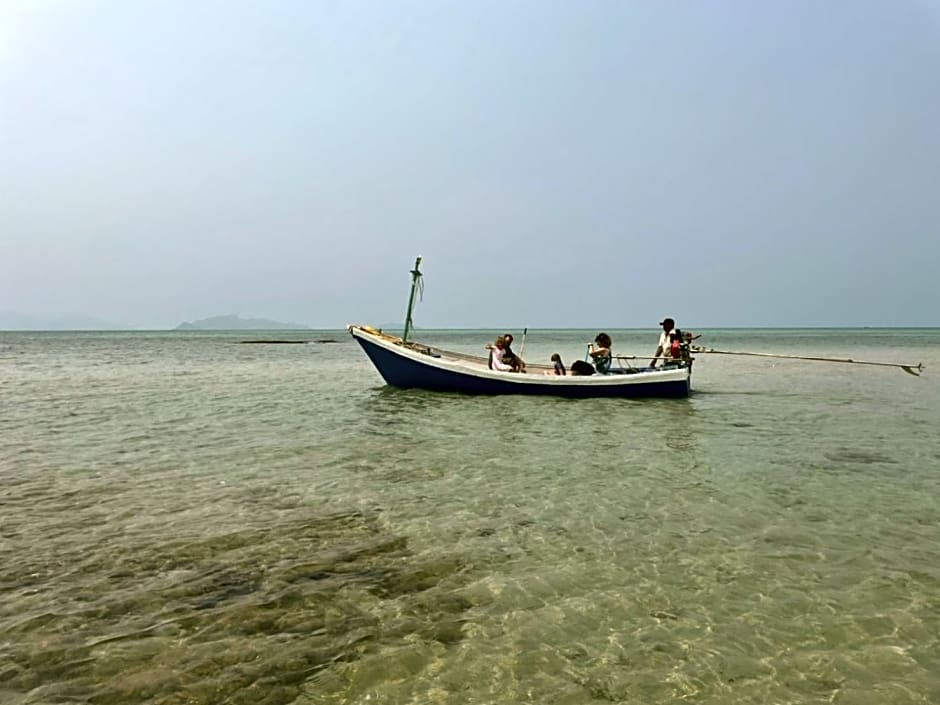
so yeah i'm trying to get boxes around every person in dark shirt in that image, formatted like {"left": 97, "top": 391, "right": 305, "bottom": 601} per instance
{"left": 569, "top": 359, "right": 595, "bottom": 376}
{"left": 501, "top": 333, "right": 526, "bottom": 373}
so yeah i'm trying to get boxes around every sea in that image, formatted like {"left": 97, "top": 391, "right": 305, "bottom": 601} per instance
{"left": 2, "top": 328, "right": 939, "bottom": 705}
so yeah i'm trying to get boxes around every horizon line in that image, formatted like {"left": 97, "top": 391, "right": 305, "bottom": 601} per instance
{"left": 2, "top": 325, "right": 939, "bottom": 333}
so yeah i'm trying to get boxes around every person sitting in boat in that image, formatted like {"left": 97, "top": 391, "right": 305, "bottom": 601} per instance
{"left": 672, "top": 329, "right": 700, "bottom": 363}
{"left": 669, "top": 330, "right": 683, "bottom": 360}
{"left": 487, "top": 336, "right": 515, "bottom": 372}
{"left": 547, "top": 352, "right": 566, "bottom": 376}
{"left": 649, "top": 317, "right": 676, "bottom": 369}
{"left": 569, "top": 359, "right": 595, "bottom": 376}
{"left": 588, "top": 332, "right": 613, "bottom": 374}
{"left": 501, "top": 333, "right": 526, "bottom": 373}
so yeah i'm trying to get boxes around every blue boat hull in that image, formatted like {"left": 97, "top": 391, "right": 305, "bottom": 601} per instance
{"left": 350, "top": 327, "right": 691, "bottom": 399}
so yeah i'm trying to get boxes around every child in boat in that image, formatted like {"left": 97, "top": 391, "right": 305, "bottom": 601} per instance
{"left": 549, "top": 353, "right": 566, "bottom": 375}
{"left": 668, "top": 329, "right": 697, "bottom": 363}
{"left": 669, "top": 330, "right": 682, "bottom": 360}
{"left": 487, "top": 336, "right": 514, "bottom": 372}
{"left": 486, "top": 335, "right": 525, "bottom": 372}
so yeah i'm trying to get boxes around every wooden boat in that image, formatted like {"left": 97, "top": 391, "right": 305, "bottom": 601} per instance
{"left": 348, "top": 324, "right": 691, "bottom": 398}
{"left": 348, "top": 257, "right": 692, "bottom": 398}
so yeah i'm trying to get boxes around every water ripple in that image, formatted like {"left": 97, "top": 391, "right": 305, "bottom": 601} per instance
{"left": 1, "top": 330, "right": 939, "bottom": 703}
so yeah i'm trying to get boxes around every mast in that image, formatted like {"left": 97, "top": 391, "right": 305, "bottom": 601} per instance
{"left": 402, "top": 256, "right": 423, "bottom": 343}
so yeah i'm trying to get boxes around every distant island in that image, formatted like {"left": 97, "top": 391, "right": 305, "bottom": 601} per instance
{"left": 175, "top": 314, "right": 310, "bottom": 330}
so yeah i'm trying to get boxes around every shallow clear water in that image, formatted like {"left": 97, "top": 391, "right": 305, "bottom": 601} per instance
{"left": 2, "top": 328, "right": 939, "bottom": 704}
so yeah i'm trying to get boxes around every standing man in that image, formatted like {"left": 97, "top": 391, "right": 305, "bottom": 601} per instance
{"left": 649, "top": 318, "right": 676, "bottom": 368}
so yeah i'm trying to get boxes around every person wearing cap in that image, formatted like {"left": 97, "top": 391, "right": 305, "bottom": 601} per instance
{"left": 649, "top": 318, "right": 676, "bottom": 368}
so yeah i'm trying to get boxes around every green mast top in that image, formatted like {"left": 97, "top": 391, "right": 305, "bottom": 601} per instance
{"left": 402, "top": 255, "right": 423, "bottom": 343}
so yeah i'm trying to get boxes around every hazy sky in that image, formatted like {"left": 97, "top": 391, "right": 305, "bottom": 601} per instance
{"left": 2, "top": 0, "right": 938, "bottom": 329}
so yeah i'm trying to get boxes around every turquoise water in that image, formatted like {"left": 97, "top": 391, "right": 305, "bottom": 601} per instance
{"left": 2, "top": 329, "right": 939, "bottom": 704}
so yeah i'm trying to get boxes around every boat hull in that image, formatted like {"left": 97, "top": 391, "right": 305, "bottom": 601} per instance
{"left": 349, "top": 326, "right": 691, "bottom": 398}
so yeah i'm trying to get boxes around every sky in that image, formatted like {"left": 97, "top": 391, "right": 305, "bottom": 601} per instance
{"left": 1, "top": 0, "right": 939, "bottom": 329}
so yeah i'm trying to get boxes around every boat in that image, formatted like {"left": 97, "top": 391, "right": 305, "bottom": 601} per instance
{"left": 348, "top": 257, "right": 692, "bottom": 398}
{"left": 348, "top": 325, "right": 691, "bottom": 398}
